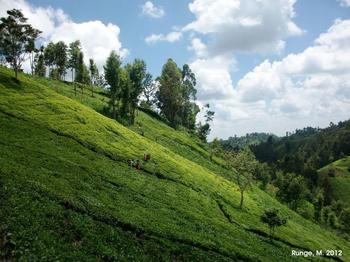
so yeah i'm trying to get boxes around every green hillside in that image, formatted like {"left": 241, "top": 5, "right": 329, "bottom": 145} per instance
{"left": 1, "top": 67, "right": 350, "bottom": 261}
{"left": 319, "top": 156, "right": 350, "bottom": 204}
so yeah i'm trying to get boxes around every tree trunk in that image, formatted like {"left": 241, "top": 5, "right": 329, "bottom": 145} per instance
{"left": 112, "top": 96, "right": 116, "bottom": 120}
{"left": 240, "top": 190, "right": 244, "bottom": 209}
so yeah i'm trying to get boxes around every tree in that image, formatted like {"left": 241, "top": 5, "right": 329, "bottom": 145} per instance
{"left": 55, "top": 41, "right": 67, "bottom": 80}
{"left": 0, "top": 9, "right": 41, "bottom": 79}
{"left": 44, "top": 42, "right": 56, "bottom": 77}
{"left": 276, "top": 173, "right": 309, "bottom": 210}
{"left": 261, "top": 209, "right": 287, "bottom": 241}
{"left": 181, "top": 64, "right": 198, "bottom": 130}
{"left": 126, "top": 59, "right": 147, "bottom": 124}
{"left": 119, "top": 68, "right": 132, "bottom": 122}
{"left": 75, "top": 51, "right": 89, "bottom": 85}
{"left": 157, "top": 59, "right": 183, "bottom": 128}
{"left": 34, "top": 46, "right": 45, "bottom": 77}
{"left": 339, "top": 208, "right": 350, "bottom": 232}
{"left": 26, "top": 38, "right": 38, "bottom": 75}
{"left": 68, "top": 40, "right": 81, "bottom": 82}
{"left": 104, "top": 51, "right": 122, "bottom": 120}
{"left": 141, "top": 73, "right": 156, "bottom": 109}
{"left": 210, "top": 138, "right": 222, "bottom": 161}
{"left": 227, "top": 148, "right": 258, "bottom": 209}
{"left": 89, "top": 58, "right": 98, "bottom": 97}
{"left": 197, "top": 104, "right": 215, "bottom": 142}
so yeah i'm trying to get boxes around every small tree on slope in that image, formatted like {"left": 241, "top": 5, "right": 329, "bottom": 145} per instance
{"left": 261, "top": 208, "right": 287, "bottom": 241}
{"left": 227, "top": 148, "right": 258, "bottom": 209}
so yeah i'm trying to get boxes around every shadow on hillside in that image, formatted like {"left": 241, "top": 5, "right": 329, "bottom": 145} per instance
{"left": 0, "top": 73, "right": 23, "bottom": 90}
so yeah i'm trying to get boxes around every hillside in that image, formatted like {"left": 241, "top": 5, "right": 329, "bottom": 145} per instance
{"left": 251, "top": 123, "right": 350, "bottom": 176}
{"left": 319, "top": 156, "right": 350, "bottom": 204}
{"left": 1, "top": 67, "right": 350, "bottom": 261}
{"left": 219, "top": 133, "right": 278, "bottom": 152}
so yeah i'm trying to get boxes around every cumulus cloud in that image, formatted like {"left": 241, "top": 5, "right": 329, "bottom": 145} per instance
{"left": 184, "top": 0, "right": 303, "bottom": 54}
{"left": 141, "top": 1, "right": 165, "bottom": 18}
{"left": 202, "top": 19, "right": 350, "bottom": 138}
{"left": 338, "top": 0, "right": 350, "bottom": 7}
{"left": 145, "top": 31, "right": 182, "bottom": 44}
{"left": 0, "top": 0, "right": 128, "bottom": 71}
{"left": 190, "top": 55, "right": 236, "bottom": 100}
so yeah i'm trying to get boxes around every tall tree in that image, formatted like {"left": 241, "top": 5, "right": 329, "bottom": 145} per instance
{"left": 181, "top": 64, "right": 199, "bottom": 130}
{"left": 0, "top": 9, "right": 41, "bottom": 79}
{"left": 197, "top": 104, "right": 215, "bottom": 142}
{"left": 141, "top": 73, "right": 156, "bottom": 109}
{"left": 34, "top": 46, "right": 45, "bottom": 77}
{"left": 26, "top": 38, "right": 38, "bottom": 75}
{"left": 55, "top": 41, "right": 67, "bottom": 80}
{"left": 104, "top": 51, "right": 122, "bottom": 120}
{"left": 126, "top": 59, "right": 147, "bottom": 124}
{"left": 89, "top": 58, "right": 98, "bottom": 97}
{"left": 68, "top": 40, "right": 81, "bottom": 82}
{"left": 44, "top": 42, "right": 56, "bottom": 77}
{"left": 157, "top": 59, "right": 183, "bottom": 128}
{"left": 119, "top": 68, "right": 132, "bottom": 121}
{"left": 75, "top": 51, "right": 89, "bottom": 85}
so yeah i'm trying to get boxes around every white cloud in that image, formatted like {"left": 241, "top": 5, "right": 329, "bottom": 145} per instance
{"left": 0, "top": 0, "right": 128, "bottom": 71}
{"left": 184, "top": 0, "right": 303, "bottom": 54}
{"left": 190, "top": 55, "right": 236, "bottom": 100}
{"left": 188, "top": 38, "right": 208, "bottom": 57}
{"left": 145, "top": 31, "right": 182, "bottom": 44}
{"left": 49, "top": 21, "right": 129, "bottom": 70}
{"left": 203, "top": 19, "right": 350, "bottom": 138}
{"left": 183, "top": 1, "right": 349, "bottom": 138}
{"left": 338, "top": 0, "right": 350, "bottom": 7}
{"left": 141, "top": 1, "right": 165, "bottom": 18}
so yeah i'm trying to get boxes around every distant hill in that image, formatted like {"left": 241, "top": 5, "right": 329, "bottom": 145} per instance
{"left": 219, "top": 133, "right": 278, "bottom": 151}
{"left": 1, "top": 67, "right": 350, "bottom": 261}
{"left": 251, "top": 121, "right": 350, "bottom": 177}
{"left": 318, "top": 156, "right": 350, "bottom": 204}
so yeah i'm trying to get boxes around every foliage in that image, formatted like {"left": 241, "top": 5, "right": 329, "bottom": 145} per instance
{"left": 197, "top": 104, "right": 214, "bottom": 142}
{"left": 89, "top": 58, "right": 98, "bottom": 97}
{"left": 74, "top": 51, "right": 90, "bottom": 85}
{"left": 156, "top": 59, "right": 199, "bottom": 129}
{"left": 104, "top": 51, "right": 122, "bottom": 120}
{"left": 275, "top": 173, "right": 310, "bottom": 210}
{"left": 125, "top": 59, "right": 147, "bottom": 124}
{"left": 34, "top": 47, "right": 45, "bottom": 77}
{"left": 141, "top": 73, "right": 157, "bottom": 109}
{"left": 251, "top": 121, "right": 350, "bottom": 176}
{"left": 261, "top": 209, "right": 287, "bottom": 241}
{"left": 0, "top": 9, "right": 41, "bottom": 78}
{"left": 226, "top": 148, "right": 258, "bottom": 209}
{"left": 68, "top": 40, "right": 81, "bottom": 82}
{"left": 220, "top": 133, "right": 278, "bottom": 152}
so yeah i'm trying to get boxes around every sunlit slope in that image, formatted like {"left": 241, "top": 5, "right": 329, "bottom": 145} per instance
{"left": 0, "top": 67, "right": 349, "bottom": 261}
{"left": 319, "top": 156, "right": 350, "bottom": 204}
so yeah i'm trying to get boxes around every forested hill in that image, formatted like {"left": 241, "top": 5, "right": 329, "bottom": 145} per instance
{"left": 251, "top": 121, "right": 350, "bottom": 175}
{"left": 218, "top": 133, "right": 278, "bottom": 151}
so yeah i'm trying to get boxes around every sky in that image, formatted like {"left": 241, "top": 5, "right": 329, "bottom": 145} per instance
{"left": 1, "top": 0, "right": 350, "bottom": 139}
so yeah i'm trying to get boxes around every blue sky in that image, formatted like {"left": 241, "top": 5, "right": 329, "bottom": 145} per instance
{"left": 1, "top": 0, "right": 350, "bottom": 138}
{"left": 25, "top": 0, "right": 349, "bottom": 80}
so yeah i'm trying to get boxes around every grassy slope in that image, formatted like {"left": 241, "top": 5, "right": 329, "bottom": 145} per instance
{"left": 0, "top": 67, "right": 349, "bottom": 261}
{"left": 319, "top": 156, "right": 350, "bottom": 204}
